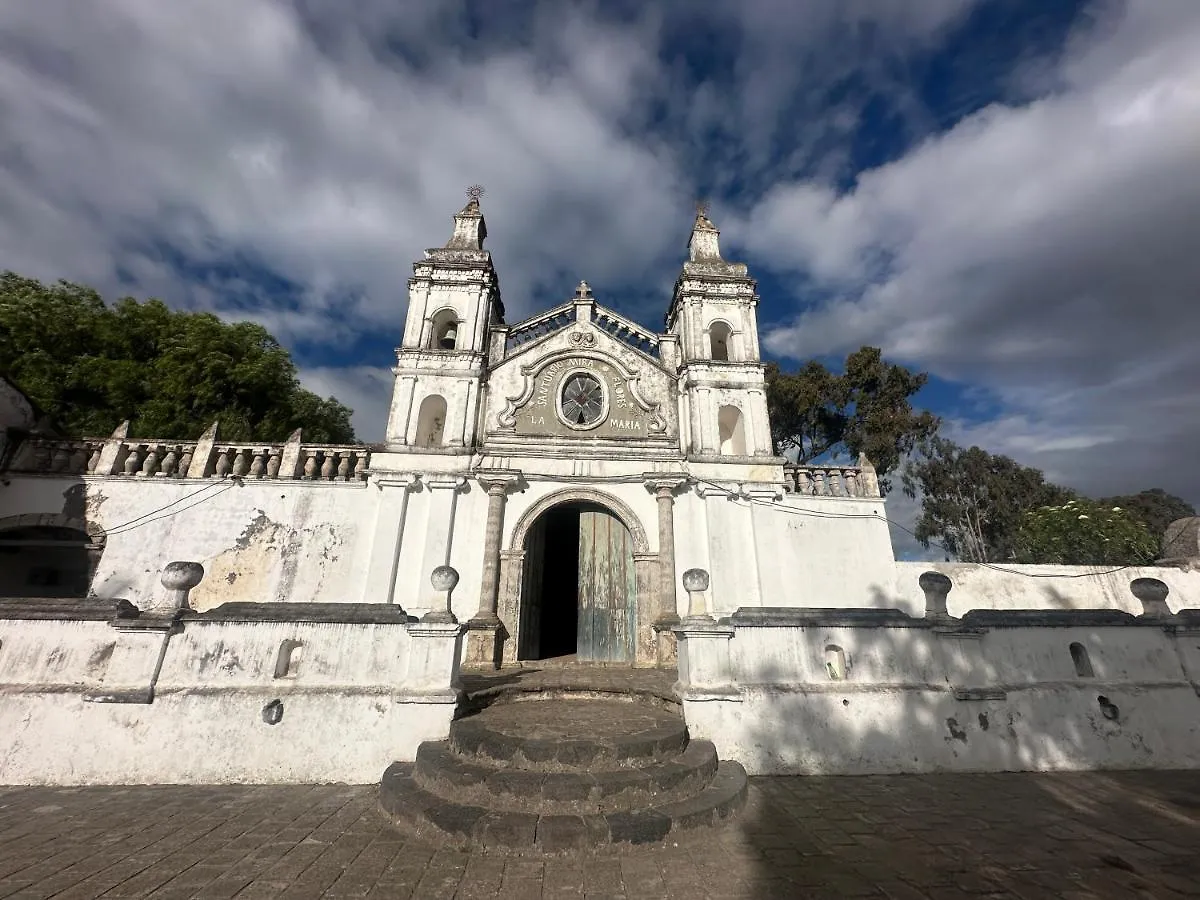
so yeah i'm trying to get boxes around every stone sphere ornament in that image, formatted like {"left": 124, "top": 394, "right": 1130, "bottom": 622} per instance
{"left": 160, "top": 561, "right": 205, "bottom": 592}
{"left": 1130, "top": 577, "right": 1172, "bottom": 618}
{"left": 159, "top": 560, "right": 205, "bottom": 612}
{"left": 682, "top": 568, "right": 710, "bottom": 593}
{"left": 431, "top": 565, "right": 460, "bottom": 593}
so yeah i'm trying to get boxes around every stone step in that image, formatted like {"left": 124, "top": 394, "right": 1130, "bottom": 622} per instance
{"left": 448, "top": 698, "right": 688, "bottom": 770}
{"left": 414, "top": 738, "right": 720, "bottom": 814}
{"left": 380, "top": 759, "right": 748, "bottom": 853}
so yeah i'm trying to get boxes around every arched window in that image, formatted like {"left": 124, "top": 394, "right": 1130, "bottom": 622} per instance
{"left": 1069, "top": 642, "right": 1094, "bottom": 678}
{"left": 428, "top": 309, "right": 460, "bottom": 350}
{"left": 0, "top": 522, "right": 102, "bottom": 598}
{"left": 415, "top": 395, "right": 448, "bottom": 448}
{"left": 717, "top": 405, "right": 746, "bottom": 456}
{"left": 708, "top": 321, "right": 733, "bottom": 361}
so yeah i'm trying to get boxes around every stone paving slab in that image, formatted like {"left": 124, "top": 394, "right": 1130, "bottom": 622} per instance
{"left": 2, "top": 770, "right": 1199, "bottom": 898}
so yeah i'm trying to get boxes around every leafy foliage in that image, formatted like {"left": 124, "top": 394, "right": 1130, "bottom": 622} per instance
{"left": 902, "top": 437, "right": 1074, "bottom": 562}
{"left": 1015, "top": 500, "right": 1158, "bottom": 566}
{"left": 1098, "top": 488, "right": 1195, "bottom": 542}
{"left": 0, "top": 272, "right": 355, "bottom": 442}
{"left": 765, "top": 347, "right": 939, "bottom": 492}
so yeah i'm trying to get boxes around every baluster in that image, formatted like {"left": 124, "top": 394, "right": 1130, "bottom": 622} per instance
{"left": 249, "top": 449, "right": 266, "bottom": 478}
{"left": 51, "top": 445, "right": 71, "bottom": 472}
{"left": 266, "top": 449, "right": 281, "bottom": 478}
{"left": 215, "top": 448, "right": 232, "bottom": 477}
{"left": 68, "top": 445, "right": 88, "bottom": 473}
{"left": 178, "top": 446, "right": 194, "bottom": 476}
{"left": 320, "top": 451, "right": 335, "bottom": 480}
{"left": 303, "top": 450, "right": 318, "bottom": 480}
{"left": 138, "top": 445, "right": 159, "bottom": 477}
{"left": 232, "top": 449, "right": 250, "bottom": 477}
{"left": 160, "top": 447, "right": 178, "bottom": 477}
{"left": 87, "top": 444, "right": 102, "bottom": 474}
{"left": 352, "top": 452, "right": 367, "bottom": 480}
{"left": 845, "top": 469, "right": 859, "bottom": 497}
{"left": 123, "top": 445, "right": 142, "bottom": 475}
{"left": 336, "top": 452, "right": 351, "bottom": 480}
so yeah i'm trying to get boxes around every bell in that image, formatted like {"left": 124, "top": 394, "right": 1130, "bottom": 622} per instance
{"left": 439, "top": 323, "right": 458, "bottom": 350}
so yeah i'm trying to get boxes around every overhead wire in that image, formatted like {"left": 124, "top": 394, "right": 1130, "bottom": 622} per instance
{"left": 691, "top": 476, "right": 1159, "bottom": 580}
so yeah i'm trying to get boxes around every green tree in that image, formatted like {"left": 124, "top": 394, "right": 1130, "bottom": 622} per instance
{"left": 1098, "top": 488, "right": 1195, "bottom": 544}
{"left": 1014, "top": 499, "right": 1158, "bottom": 565}
{"left": 766, "top": 346, "right": 939, "bottom": 492}
{"left": 0, "top": 272, "right": 355, "bottom": 442}
{"left": 902, "top": 436, "right": 1074, "bottom": 562}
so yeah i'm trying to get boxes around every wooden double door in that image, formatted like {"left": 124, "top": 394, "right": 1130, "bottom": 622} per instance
{"left": 518, "top": 503, "right": 636, "bottom": 663}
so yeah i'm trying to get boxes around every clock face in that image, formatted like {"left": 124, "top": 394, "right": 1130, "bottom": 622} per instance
{"left": 560, "top": 373, "right": 604, "bottom": 426}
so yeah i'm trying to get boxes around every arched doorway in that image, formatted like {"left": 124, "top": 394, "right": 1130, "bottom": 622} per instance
{"left": 518, "top": 502, "right": 637, "bottom": 664}
{"left": 0, "top": 516, "right": 104, "bottom": 598}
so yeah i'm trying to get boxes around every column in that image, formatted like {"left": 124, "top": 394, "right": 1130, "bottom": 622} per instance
{"left": 417, "top": 476, "right": 466, "bottom": 617}
{"left": 470, "top": 470, "right": 522, "bottom": 625}
{"left": 361, "top": 474, "right": 421, "bottom": 608}
{"left": 644, "top": 476, "right": 688, "bottom": 626}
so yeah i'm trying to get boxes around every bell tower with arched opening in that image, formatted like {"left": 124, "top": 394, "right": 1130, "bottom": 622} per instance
{"left": 384, "top": 188, "right": 504, "bottom": 451}
{"left": 666, "top": 206, "right": 774, "bottom": 461}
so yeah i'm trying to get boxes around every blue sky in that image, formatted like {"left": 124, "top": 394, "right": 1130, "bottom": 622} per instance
{"left": 2, "top": 0, "right": 1198, "bottom": 558}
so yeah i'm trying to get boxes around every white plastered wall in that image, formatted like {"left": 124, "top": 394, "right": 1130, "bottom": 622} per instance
{"left": 1, "top": 476, "right": 374, "bottom": 611}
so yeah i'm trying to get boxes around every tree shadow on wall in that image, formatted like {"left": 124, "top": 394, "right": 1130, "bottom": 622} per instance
{"left": 716, "top": 604, "right": 1200, "bottom": 898}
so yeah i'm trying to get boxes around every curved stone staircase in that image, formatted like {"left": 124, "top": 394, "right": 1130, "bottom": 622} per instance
{"left": 380, "top": 695, "right": 747, "bottom": 852}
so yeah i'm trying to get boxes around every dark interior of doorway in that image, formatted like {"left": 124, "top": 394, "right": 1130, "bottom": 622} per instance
{"left": 530, "top": 504, "right": 581, "bottom": 659}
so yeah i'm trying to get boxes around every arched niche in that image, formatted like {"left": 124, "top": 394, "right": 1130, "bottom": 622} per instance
{"left": 428, "top": 308, "right": 461, "bottom": 350}
{"left": 414, "top": 395, "right": 448, "bottom": 447}
{"left": 718, "top": 405, "right": 747, "bottom": 456}
{"left": 708, "top": 320, "right": 734, "bottom": 361}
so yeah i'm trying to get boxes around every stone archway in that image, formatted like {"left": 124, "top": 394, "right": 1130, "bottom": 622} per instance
{"left": 498, "top": 489, "right": 657, "bottom": 667}
{"left": 0, "top": 513, "right": 106, "bottom": 598}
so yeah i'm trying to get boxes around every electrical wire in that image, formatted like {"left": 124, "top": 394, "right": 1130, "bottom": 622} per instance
{"left": 101, "top": 476, "right": 242, "bottom": 537}
{"left": 692, "top": 476, "right": 1160, "bottom": 579}
{"left": 91, "top": 468, "right": 1157, "bottom": 580}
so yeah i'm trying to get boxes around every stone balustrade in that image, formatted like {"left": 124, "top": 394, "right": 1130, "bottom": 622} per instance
{"left": 783, "top": 461, "right": 880, "bottom": 498}
{"left": 505, "top": 302, "right": 574, "bottom": 351}
{"left": 594, "top": 308, "right": 660, "bottom": 358}
{"left": 8, "top": 425, "right": 370, "bottom": 482}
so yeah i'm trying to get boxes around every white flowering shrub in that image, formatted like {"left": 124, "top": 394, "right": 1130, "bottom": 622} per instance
{"left": 1014, "top": 499, "right": 1158, "bottom": 565}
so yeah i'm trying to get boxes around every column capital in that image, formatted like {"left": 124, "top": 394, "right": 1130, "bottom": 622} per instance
{"left": 425, "top": 475, "right": 467, "bottom": 492}
{"left": 642, "top": 474, "right": 689, "bottom": 498}
{"left": 476, "top": 469, "right": 523, "bottom": 495}
{"left": 373, "top": 472, "right": 421, "bottom": 491}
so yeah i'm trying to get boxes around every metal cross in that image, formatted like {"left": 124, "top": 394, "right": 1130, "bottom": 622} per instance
{"left": 466, "top": 184, "right": 485, "bottom": 203}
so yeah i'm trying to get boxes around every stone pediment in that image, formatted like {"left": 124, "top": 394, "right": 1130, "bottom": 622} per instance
{"left": 485, "top": 307, "right": 677, "bottom": 444}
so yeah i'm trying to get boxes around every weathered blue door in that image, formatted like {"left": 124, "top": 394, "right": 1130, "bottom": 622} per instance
{"left": 576, "top": 508, "right": 636, "bottom": 663}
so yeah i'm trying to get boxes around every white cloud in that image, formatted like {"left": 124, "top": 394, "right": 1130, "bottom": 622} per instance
{"left": 299, "top": 365, "right": 393, "bottom": 443}
{"left": 748, "top": 0, "right": 1200, "bottom": 506}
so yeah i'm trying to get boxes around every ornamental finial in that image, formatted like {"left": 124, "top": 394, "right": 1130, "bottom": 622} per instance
{"left": 466, "top": 184, "right": 485, "bottom": 203}
{"left": 695, "top": 198, "right": 710, "bottom": 218}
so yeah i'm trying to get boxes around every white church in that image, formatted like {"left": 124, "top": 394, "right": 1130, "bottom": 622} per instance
{"left": 1, "top": 194, "right": 1198, "bottom": 786}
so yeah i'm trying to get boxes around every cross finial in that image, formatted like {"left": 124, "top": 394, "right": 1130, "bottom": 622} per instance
{"left": 466, "top": 184, "right": 485, "bottom": 203}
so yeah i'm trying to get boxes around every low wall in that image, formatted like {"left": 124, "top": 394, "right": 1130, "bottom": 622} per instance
{"left": 0, "top": 599, "right": 463, "bottom": 785}
{"left": 891, "top": 561, "right": 1198, "bottom": 617}
{"left": 676, "top": 594, "right": 1200, "bottom": 775}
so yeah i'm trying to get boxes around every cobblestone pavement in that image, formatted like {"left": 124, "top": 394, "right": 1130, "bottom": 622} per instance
{"left": 2, "top": 770, "right": 1199, "bottom": 899}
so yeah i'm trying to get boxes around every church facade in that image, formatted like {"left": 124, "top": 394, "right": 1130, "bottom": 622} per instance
{"left": 2, "top": 197, "right": 1199, "bottom": 785}
{"left": 366, "top": 195, "right": 892, "bottom": 669}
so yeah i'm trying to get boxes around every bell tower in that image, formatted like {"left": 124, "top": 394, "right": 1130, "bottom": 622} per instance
{"left": 666, "top": 205, "right": 774, "bottom": 460}
{"left": 384, "top": 188, "right": 504, "bottom": 452}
